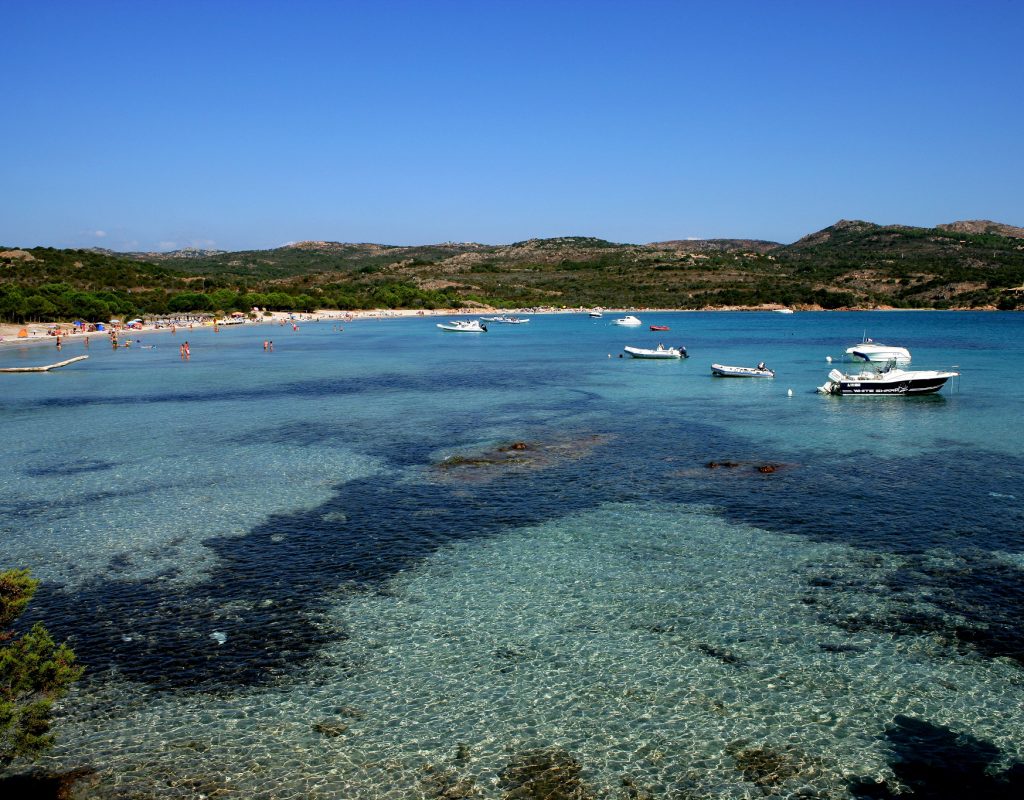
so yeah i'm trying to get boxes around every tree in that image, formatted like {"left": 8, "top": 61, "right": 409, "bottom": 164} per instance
{"left": 167, "top": 292, "right": 211, "bottom": 313}
{"left": 0, "top": 569, "right": 83, "bottom": 770}
{"left": 0, "top": 287, "right": 28, "bottom": 323}
{"left": 208, "top": 288, "right": 238, "bottom": 312}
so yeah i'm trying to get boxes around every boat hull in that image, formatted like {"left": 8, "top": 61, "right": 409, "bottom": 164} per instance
{"left": 831, "top": 377, "right": 951, "bottom": 395}
{"left": 624, "top": 346, "right": 682, "bottom": 359}
{"left": 437, "top": 322, "right": 486, "bottom": 332}
{"left": 818, "top": 367, "right": 957, "bottom": 395}
{"left": 711, "top": 364, "right": 774, "bottom": 378}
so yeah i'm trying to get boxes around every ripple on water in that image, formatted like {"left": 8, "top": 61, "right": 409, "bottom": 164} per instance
{"left": 3, "top": 443, "right": 384, "bottom": 590}
{"left": 38, "top": 503, "right": 1024, "bottom": 798}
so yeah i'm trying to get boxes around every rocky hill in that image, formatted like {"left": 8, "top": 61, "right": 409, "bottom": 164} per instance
{"left": 936, "top": 220, "right": 1024, "bottom": 238}
{"left": 4, "top": 219, "right": 1024, "bottom": 319}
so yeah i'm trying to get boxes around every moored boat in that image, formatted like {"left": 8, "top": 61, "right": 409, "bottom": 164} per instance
{"left": 711, "top": 363, "right": 775, "bottom": 378}
{"left": 817, "top": 363, "right": 958, "bottom": 395}
{"left": 845, "top": 338, "right": 911, "bottom": 365}
{"left": 588, "top": 309, "right": 603, "bottom": 318}
{"left": 490, "top": 315, "right": 530, "bottom": 324}
{"left": 650, "top": 325, "right": 670, "bottom": 331}
{"left": 624, "top": 344, "right": 687, "bottom": 359}
{"left": 437, "top": 320, "right": 487, "bottom": 333}
{"left": 613, "top": 315, "right": 642, "bottom": 326}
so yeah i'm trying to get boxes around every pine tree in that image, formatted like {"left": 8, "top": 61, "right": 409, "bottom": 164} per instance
{"left": 0, "top": 569, "right": 83, "bottom": 770}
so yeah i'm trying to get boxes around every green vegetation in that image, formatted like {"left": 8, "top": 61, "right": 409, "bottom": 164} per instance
{"left": 3, "top": 219, "right": 1023, "bottom": 322}
{"left": 1, "top": 569, "right": 83, "bottom": 769}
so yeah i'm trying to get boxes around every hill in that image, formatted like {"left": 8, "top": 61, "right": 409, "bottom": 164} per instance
{"left": 3, "top": 219, "right": 1024, "bottom": 322}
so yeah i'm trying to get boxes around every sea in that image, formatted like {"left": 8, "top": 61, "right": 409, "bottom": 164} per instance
{"left": 1, "top": 311, "right": 1022, "bottom": 799}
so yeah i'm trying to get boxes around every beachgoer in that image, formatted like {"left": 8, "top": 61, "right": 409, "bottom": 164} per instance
{"left": 268, "top": 341, "right": 274, "bottom": 351}
{"left": 263, "top": 340, "right": 268, "bottom": 351}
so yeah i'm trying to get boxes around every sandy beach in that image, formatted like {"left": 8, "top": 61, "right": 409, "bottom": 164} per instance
{"left": 0, "top": 306, "right": 582, "bottom": 351}
{"left": 0, "top": 302, "right": 889, "bottom": 353}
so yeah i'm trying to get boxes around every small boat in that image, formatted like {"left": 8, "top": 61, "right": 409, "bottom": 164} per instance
{"left": 845, "top": 337, "right": 911, "bottom": 365}
{"left": 490, "top": 316, "right": 530, "bottom": 324}
{"left": 774, "top": 308, "right": 795, "bottom": 314}
{"left": 624, "top": 345, "right": 686, "bottom": 359}
{"left": 437, "top": 320, "right": 487, "bottom": 333}
{"left": 588, "top": 310, "right": 603, "bottom": 318}
{"left": 817, "top": 362, "right": 958, "bottom": 395}
{"left": 711, "top": 363, "right": 775, "bottom": 378}
{"left": 613, "top": 315, "right": 642, "bottom": 326}
{"left": 650, "top": 325, "right": 670, "bottom": 331}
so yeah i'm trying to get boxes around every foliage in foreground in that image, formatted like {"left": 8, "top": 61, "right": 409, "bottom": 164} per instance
{"left": 0, "top": 569, "right": 83, "bottom": 770}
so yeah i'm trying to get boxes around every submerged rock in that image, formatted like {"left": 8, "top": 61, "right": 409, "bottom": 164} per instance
{"left": 312, "top": 719, "right": 349, "bottom": 737}
{"left": 333, "top": 704, "right": 367, "bottom": 720}
{"left": 0, "top": 768, "right": 98, "bottom": 800}
{"left": 499, "top": 747, "right": 589, "bottom": 800}
{"left": 434, "top": 436, "right": 607, "bottom": 483}
{"left": 697, "top": 642, "right": 745, "bottom": 666}
{"left": 702, "top": 459, "right": 790, "bottom": 475}
{"left": 421, "top": 764, "right": 481, "bottom": 799}
{"left": 727, "top": 741, "right": 811, "bottom": 789}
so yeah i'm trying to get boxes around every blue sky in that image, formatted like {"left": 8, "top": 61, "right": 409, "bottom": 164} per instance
{"left": 3, "top": 0, "right": 1022, "bottom": 250}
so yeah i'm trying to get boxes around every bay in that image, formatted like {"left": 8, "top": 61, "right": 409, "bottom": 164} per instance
{"left": 1, "top": 311, "right": 1022, "bottom": 798}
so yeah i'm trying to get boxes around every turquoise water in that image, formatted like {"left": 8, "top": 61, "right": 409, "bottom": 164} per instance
{"left": 2, "top": 312, "right": 1023, "bottom": 797}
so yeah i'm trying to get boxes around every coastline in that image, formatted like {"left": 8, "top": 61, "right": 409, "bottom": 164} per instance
{"left": 0, "top": 304, "right": 1000, "bottom": 352}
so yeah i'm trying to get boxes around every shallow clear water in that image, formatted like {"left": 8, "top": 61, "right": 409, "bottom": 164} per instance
{"left": 2, "top": 312, "right": 1023, "bottom": 798}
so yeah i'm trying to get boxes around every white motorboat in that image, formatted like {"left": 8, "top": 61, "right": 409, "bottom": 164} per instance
{"left": 437, "top": 320, "right": 487, "bottom": 333}
{"left": 817, "top": 362, "right": 958, "bottom": 395}
{"left": 774, "top": 308, "right": 794, "bottom": 314}
{"left": 588, "top": 310, "right": 603, "bottom": 318}
{"left": 711, "top": 363, "right": 775, "bottom": 378}
{"left": 624, "top": 345, "right": 685, "bottom": 359}
{"left": 491, "top": 316, "right": 530, "bottom": 324}
{"left": 845, "top": 338, "right": 911, "bottom": 365}
{"left": 613, "top": 315, "right": 642, "bottom": 326}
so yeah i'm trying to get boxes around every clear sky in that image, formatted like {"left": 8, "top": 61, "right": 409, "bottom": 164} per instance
{"left": 3, "top": 0, "right": 1022, "bottom": 250}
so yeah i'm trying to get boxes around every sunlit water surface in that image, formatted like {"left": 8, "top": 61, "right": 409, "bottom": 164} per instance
{"left": 2, "top": 311, "right": 1022, "bottom": 798}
